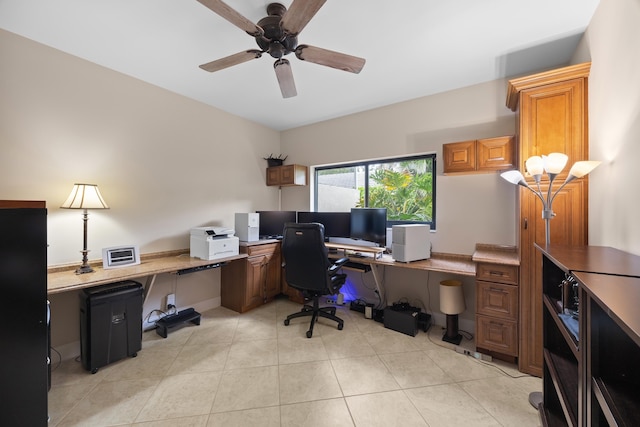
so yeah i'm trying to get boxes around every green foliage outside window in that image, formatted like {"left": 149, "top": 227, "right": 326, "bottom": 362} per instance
{"left": 357, "top": 158, "right": 434, "bottom": 222}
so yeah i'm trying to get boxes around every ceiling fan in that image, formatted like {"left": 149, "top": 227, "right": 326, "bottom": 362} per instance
{"left": 196, "top": 0, "right": 366, "bottom": 98}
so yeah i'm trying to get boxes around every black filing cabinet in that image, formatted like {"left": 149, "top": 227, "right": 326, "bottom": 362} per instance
{"left": 0, "top": 201, "right": 48, "bottom": 426}
{"left": 80, "top": 280, "right": 143, "bottom": 373}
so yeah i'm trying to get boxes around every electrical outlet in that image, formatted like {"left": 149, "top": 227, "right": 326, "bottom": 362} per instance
{"left": 166, "top": 293, "right": 175, "bottom": 311}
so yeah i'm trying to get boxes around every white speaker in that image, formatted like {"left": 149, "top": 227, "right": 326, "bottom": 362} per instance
{"left": 235, "top": 213, "right": 260, "bottom": 242}
{"left": 392, "top": 224, "right": 430, "bottom": 262}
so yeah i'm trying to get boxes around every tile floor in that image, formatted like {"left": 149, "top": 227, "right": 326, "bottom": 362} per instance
{"left": 49, "top": 297, "right": 542, "bottom": 426}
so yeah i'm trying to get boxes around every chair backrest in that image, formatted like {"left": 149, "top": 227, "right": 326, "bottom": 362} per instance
{"left": 281, "top": 222, "right": 331, "bottom": 293}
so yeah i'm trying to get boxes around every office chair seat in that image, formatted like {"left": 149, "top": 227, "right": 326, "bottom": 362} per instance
{"left": 281, "top": 222, "right": 348, "bottom": 338}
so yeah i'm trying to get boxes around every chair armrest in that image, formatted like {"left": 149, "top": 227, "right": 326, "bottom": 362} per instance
{"left": 328, "top": 257, "right": 349, "bottom": 274}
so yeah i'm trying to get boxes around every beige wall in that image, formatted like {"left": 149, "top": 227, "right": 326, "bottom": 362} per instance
{"left": 579, "top": 0, "right": 640, "bottom": 256}
{"left": 1, "top": 29, "right": 281, "bottom": 355}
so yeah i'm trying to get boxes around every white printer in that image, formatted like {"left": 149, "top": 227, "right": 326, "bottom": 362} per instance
{"left": 190, "top": 227, "right": 239, "bottom": 261}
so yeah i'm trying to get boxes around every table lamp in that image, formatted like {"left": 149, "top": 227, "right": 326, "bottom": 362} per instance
{"left": 440, "top": 279, "right": 466, "bottom": 345}
{"left": 60, "top": 183, "right": 109, "bottom": 274}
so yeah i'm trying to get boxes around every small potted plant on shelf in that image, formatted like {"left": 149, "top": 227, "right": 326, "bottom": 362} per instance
{"left": 264, "top": 154, "right": 288, "bottom": 167}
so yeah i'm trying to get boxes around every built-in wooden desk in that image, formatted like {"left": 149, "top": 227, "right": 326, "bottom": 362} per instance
{"left": 47, "top": 250, "right": 247, "bottom": 303}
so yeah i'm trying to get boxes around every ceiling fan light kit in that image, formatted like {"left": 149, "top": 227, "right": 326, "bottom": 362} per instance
{"left": 196, "top": 0, "right": 366, "bottom": 98}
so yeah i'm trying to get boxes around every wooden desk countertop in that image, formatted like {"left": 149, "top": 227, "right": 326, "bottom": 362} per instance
{"left": 47, "top": 250, "right": 247, "bottom": 295}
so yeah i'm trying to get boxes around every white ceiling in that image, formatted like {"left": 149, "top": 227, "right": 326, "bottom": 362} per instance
{"left": 0, "top": 0, "right": 599, "bottom": 131}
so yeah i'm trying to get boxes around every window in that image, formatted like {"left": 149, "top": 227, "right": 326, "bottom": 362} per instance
{"left": 315, "top": 154, "right": 436, "bottom": 229}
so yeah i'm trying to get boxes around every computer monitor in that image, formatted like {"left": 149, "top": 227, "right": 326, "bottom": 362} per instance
{"left": 350, "top": 207, "right": 387, "bottom": 247}
{"left": 297, "top": 212, "right": 351, "bottom": 240}
{"left": 256, "top": 210, "right": 297, "bottom": 239}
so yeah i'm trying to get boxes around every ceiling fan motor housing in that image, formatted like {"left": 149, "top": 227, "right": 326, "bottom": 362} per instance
{"left": 256, "top": 3, "right": 298, "bottom": 58}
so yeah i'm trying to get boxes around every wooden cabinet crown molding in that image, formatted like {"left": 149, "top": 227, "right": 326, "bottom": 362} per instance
{"left": 506, "top": 62, "right": 591, "bottom": 111}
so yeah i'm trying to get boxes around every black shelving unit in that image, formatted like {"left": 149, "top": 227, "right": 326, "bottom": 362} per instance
{"left": 578, "top": 271, "right": 640, "bottom": 427}
{"left": 537, "top": 245, "right": 640, "bottom": 427}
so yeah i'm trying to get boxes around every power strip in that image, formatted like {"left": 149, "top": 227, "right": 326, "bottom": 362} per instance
{"left": 454, "top": 347, "right": 493, "bottom": 362}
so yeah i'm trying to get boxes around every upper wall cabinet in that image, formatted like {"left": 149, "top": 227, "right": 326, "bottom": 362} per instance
{"left": 266, "top": 164, "right": 308, "bottom": 186}
{"left": 443, "top": 136, "right": 515, "bottom": 174}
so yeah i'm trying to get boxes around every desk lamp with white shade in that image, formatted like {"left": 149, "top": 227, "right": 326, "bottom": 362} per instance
{"left": 60, "top": 183, "right": 109, "bottom": 274}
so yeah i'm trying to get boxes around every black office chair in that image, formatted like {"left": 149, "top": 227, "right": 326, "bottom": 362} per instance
{"left": 281, "top": 222, "right": 349, "bottom": 338}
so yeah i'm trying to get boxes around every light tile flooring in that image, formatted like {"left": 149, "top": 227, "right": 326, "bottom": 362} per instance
{"left": 49, "top": 297, "right": 542, "bottom": 426}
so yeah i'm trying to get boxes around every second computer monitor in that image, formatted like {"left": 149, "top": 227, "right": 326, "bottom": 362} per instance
{"left": 297, "top": 211, "right": 351, "bottom": 241}
{"left": 350, "top": 207, "right": 387, "bottom": 247}
{"left": 256, "top": 210, "right": 297, "bottom": 239}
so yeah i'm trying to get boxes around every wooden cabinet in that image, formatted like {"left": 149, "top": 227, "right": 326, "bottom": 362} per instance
{"left": 443, "top": 136, "right": 514, "bottom": 174}
{"left": 266, "top": 164, "right": 307, "bottom": 186}
{"left": 537, "top": 245, "right": 640, "bottom": 427}
{"left": 221, "top": 242, "right": 281, "bottom": 313}
{"left": 475, "top": 262, "right": 519, "bottom": 359}
{"left": 506, "top": 62, "right": 590, "bottom": 376}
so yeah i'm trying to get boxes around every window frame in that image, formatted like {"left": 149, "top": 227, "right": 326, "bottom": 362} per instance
{"left": 314, "top": 153, "right": 437, "bottom": 230}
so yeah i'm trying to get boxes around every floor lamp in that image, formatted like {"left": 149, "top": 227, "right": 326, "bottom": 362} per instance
{"left": 60, "top": 184, "right": 109, "bottom": 274}
{"left": 500, "top": 153, "right": 600, "bottom": 408}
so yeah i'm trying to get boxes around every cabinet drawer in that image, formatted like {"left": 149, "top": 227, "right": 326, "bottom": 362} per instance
{"left": 244, "top": 243, "right": 280, "bottom": 257}
{"left": 476, "top": 263, "right": 518, "bottom": 285}
{"left": 476, "top": 281, "right": 518, "bottom": 320}
{"left": 476, "top": 315, "right": 518, "bottom": 356}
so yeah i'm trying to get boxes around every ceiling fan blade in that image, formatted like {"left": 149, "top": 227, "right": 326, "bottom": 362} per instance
{"left": 274, "top": 59, "right": 297, "bottom": 98}
{"left": 281, "top": 0, "right": 326, "bottom": 36}
{"left": 199, "top": 50, "right": 262, "bottom": 72}
{"left": 197, "top": 0, "right": 263, "bottom": 37}
{"left": 295, "top": 45, "right": 366, "bottom": 74}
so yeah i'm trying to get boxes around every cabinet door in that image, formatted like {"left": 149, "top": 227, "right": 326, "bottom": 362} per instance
{"left": 245, "top": 255, "right": 266, "bottom": 310}
{"left": 1, "top": 203, "right": 48, "bottom": 426}
{"left": 477, "top": 136, "right": 515, "bottom": 171}
{"left": 263, "top": 246, "right": 281, "bottom": 300}
{"left": 443, "top": 140, "right": 475, "bottom": 173}
{"left": 266, "top": 167, "right": 281, "bottom": 186}
{"left": 519, "top": 180, "right": 586, "bottom": 376}
{"left": 518, "top": 78, "right": 587, "bottom": 182}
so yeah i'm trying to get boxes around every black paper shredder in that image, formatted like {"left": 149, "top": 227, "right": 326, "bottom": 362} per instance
{"left": 80, "top": 280, "right": 143, "bottom": 373}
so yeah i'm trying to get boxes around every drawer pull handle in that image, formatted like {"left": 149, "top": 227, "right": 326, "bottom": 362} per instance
{"left": 489, "top": 287, "right": 506, "bottom": 293}
{"left": 489, "top": 271, "right": 505, "bottom": 276}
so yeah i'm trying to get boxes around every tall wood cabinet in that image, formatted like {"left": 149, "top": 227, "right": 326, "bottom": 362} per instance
{"left": 0, "top": 201, "right": 48, "bottom": 426}
{"left": 221, "top": 241, "right": 281, "bottom": 313}
{"left": 506, "top": 62, "right": 591, "bottom": 376}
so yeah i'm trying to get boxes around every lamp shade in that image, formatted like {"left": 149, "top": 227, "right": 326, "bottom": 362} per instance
{"left": 568, "top": 160, "right": 601, "bottom": 178}
{"left": 525, "top": 156, "right": 544, "bottom": 176}
{"left": 60, "top": 184, "right": 109, "bottom": 209}
{"left": 274, "top": 58, "right": 297, "bottom": 98}
{"left": 542, "top": 153, "right": 568, "bottom": 174}
{"left": 500, "top": 170, "right": 527, "bottom": 186}
{"left": 440, "top": 280, "right": 466, "bottom": 315}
